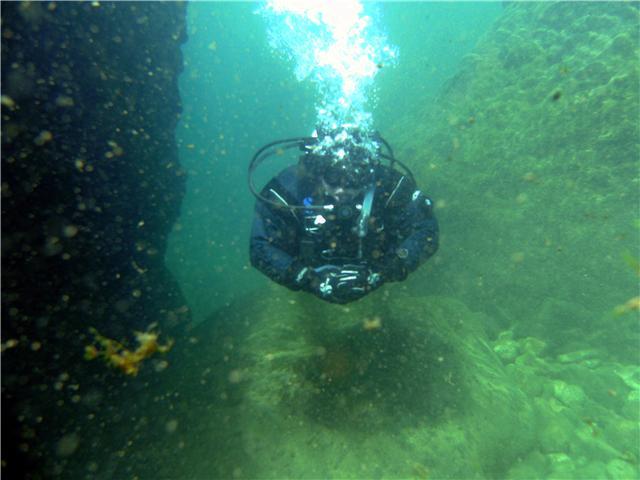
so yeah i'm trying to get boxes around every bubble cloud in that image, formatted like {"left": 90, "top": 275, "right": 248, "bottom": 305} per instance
{"left": 259, "top": 0, "right": 397, "bottom": 160}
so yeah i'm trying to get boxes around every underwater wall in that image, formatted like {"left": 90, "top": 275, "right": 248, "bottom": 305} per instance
{"left": 1, "top": 2, "right": 188, "bottom": 476}
{"left": 387, "top": 2, "right": 639, "bottom": 358}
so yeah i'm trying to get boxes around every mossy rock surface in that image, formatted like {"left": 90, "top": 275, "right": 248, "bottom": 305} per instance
{"left": 194, "top": 286, "right": 537, "bottom": 478}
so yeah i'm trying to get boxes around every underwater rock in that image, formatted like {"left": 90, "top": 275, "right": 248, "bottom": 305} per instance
{"left": 493, "top": 330, "right": 520, "bottom": 363}
{"left": 546, "top": 452, "right": 575, "bottom": 477}
{"left": 623, "top": 389, "right": 640, "bottom": 422}
{"left": 552, "top": 379, "right": 587, "bottom": 408}
{"left": 521, "top": 336, "right": 546, "bottom": 355}
{"left": 226, "top": 288, "right": 536, "bottom": 478}
{"left": 535, "top": 401, "right": 575, "bottom": 453}
{"left": 493, "top": 331, "right": 547, "bottom": 364}
{"left": 606, "top": 459, "right": 637, "bottom": 480}
{"left": 614, "top": 364, "right": 640, "bottom": 390}
{"left": 1, "top": 3, "right": 188, "bottom": 477}
{"left": 557, "top": 349, "right": 601, "bottom": 364}
{"left": 389, "top": 0, "right": 639, "bottom": 362}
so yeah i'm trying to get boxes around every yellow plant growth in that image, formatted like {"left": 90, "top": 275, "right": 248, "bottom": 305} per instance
{"left": 84, "top": 325, "right": 174, "bottom": 376}
{"left": 614, "top": 296, "right": 640, "bottom": 316}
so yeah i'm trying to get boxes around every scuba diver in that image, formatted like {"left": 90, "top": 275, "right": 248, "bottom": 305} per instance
{"left": 248, "top": 126, "right": 439, "bottom": 304}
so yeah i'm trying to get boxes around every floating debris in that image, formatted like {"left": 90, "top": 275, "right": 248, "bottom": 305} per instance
{"left": 55, "top": 95, "right": 75, "bottom": 107}
{"left": 105, "top": 140, "right": 123, "bottom": 157}
{"left": 55, "top": 433, "right": 80, "bottom": 457}
{"left": 0, "top": 338, "right": 19, "bottom": 352}
{"left": 1, "top": 95, "right": 16, "bottom": 109}
{"left": 34, "top": 130, "right": 53, "bottom": 146}
{"left": 84, "top": 325, "right": 173, "bottom": 376}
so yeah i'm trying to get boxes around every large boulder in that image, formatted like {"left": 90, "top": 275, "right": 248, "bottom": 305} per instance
{"left": 232, "top": 288, "right": 537, "bottom": 478}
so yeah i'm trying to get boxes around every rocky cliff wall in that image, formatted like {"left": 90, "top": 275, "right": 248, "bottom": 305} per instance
{"left": 387, "top": 2, "right": 639, "bottom": 357}
{"left": 1, "top": 3, "right": 188, "bottom": 476}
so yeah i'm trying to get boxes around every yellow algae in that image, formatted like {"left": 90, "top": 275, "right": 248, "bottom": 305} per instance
{"left": 613, "top": 296, "right": 640, "bottom": 316}
{"left": 85, "top": 326, "right": 173, "bottom": 376}
{"left": 362, "top": 316, "right": 382, "bottom": 331}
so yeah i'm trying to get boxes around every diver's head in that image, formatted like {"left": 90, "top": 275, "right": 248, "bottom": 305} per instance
{"left": 301, "top": 125, "right": 380, "bottom": 190}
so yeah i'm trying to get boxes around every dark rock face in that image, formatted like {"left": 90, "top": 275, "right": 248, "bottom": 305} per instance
{"left": 1, "top": 2, "right": 189, "bottom": 476}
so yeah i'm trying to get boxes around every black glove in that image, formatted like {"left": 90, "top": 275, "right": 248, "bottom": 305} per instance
{"left": 296, "top": 264, "right": 383, "bottom": 304}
